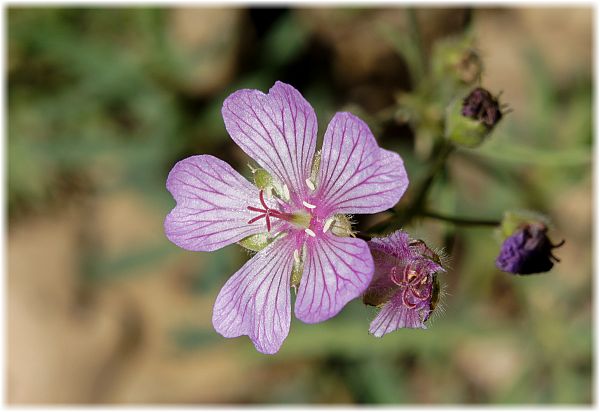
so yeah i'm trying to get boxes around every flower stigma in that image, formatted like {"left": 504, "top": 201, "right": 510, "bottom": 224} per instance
{"left": 246, "top": 190, "right": 292, "bottom": 232}
{"left": 389, "top": 265, "right": 433, "bottom": 310}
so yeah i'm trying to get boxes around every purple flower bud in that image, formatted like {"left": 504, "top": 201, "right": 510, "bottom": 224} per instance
{"left": 461, "top": 87, "right": 502, "bottom": 129}
{"left": 496, "top": 223, "right": 565, "bottom": 275}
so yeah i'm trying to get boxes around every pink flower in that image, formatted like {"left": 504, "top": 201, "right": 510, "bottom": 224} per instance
{"left": 364, "top": 231, "right": 444, "bottom": 336}
{"left": 164, "top": 82, "right": 408, "bottom": 353}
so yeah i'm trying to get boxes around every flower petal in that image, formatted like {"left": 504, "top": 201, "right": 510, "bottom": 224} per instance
{"left": 361, "top": 248, "right": 401, "bottom": 307}
{"left": 164, "top": 155, "right": 267, "bottom": 252}
{"left": 212, "top": 237, "right": 295, "bottom": 354}
{"left": 369, "top": 231, "right": 413, "bottom": 260}
{"left": 222, "top": 81, "right": 318, "bottom": 197}
{"left": 363, "top": 231, "right": 413, "bottom": 305}
{"left": 369, "top": 292, "right": 428, "bottom": 337}
{"left": 316, "top": 112, "right": 408, "bottom": 214}
{"left": 294, "top": 234, "right": 374, "bottom": 323}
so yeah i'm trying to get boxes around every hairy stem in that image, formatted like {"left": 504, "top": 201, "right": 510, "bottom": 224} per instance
{"left": 410, "top": 141, "right": 454, "bottom": 210}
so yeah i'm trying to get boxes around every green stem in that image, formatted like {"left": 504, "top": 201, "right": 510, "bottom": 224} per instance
{"left": 410, "top": 141, "right": 454, "bottom": 210}
{"left": 421, "top": 211, "right": 500, "bottom": 227}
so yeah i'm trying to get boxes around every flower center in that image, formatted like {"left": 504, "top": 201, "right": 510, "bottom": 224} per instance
{"left": 246, "top": 189, "right": 345, "bottom": 239}
{"left": 390, "top": 265, "right": 432, "bottom": 309}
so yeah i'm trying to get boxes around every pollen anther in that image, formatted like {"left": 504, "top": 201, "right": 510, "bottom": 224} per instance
{"left": 305, "top": 178, "right": 315, "bottom": 191}
{"left": 323, "top": 217, "right": 334, "bottom": 233}
{"left": 293, "top": 249, "right": 300, "bottom": 263}
{"left": 302, "top": 201, "right": 316, "bottom": 209}
{"left": 305, "top": 228, "right": 316, "bottom": 237}
{"left": 407, "top": 270, "right": 418, "bottom": 282}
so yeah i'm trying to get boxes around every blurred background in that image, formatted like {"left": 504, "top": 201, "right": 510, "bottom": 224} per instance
{"left": 7, "top": 6, "right": 592, "bottom": 404}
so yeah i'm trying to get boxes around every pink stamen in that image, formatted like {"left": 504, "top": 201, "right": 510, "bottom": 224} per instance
{"left": 246, "top": 190, "right": 291, "bottom": 232}
{"left": 390, "top": 267, "right": 403, "bottom": 286}
{"left": 401, "top": 287, "right": 417, "bottom": 309}
{"left": 391, "top": 265, "right": 431, "bottom": 308}
{"left": 259, "top": 190, "right": 269, "bottom": 209}
{"left": 247, "top": 214, "right": 266, "bottom": 225}
{"left": 247, "top": 206, "right": 266, "bottom": 213}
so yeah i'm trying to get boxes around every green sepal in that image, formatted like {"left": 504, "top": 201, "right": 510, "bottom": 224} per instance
{"left": 291, "top": 259, "right": 303, "bottom": 289}
{"left": 251, "top": 167, "right": 274, "bottom": 190}
{"left": 499, "top": 210, "right": 550, "bottom": 239}
{"left": 330, "top": 214, "right": 355, "bottom": 238}
{"left": 237, "top": 232, "right": 271, "bottom": 252}
{"left": 444, "top": 97, "right": 489, "bottom": 148}
{"left": 310, "top": 150, "right": 321, "bottom": 183}
{"left": 291, "top": 246, "right": 306, "bottom": 290}
{"left": 429, "top": 276, "right": 441, "bottom": 315}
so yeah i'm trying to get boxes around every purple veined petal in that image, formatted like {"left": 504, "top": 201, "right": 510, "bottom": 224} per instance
{"left": 165, "top": 155, "right": 273, "bottom": 252}
{"left": 361, "top": 247, "right": 401, "bottom": 307}
{"left": 369, "top": 292, "right": 428, "bottom": 337}
{"left": 212, "top": 236, "right": 296, "bottom": 354}
{"left": 366, "top": 231, "right": 415, "bottom": 297}
{"left": 316, "top": 112, "right": 408, "bottom": 215}
{"left": 369, "top": 231, "right": 413, "bottom": 260}
{"left": 294, "top": 234, "right": 374, "bottom": 324}
{"left": 222, "top": 81, "right": 318, "bottom": 197}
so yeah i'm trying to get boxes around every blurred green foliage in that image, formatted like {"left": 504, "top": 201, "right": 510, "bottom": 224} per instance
{"left": 8, "top": 7, "right": 591, "bottom": 404}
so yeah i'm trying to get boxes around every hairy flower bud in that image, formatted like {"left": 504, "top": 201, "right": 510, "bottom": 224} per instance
{"left": 496, "top": 223, "right": 564, "bottom": 275}
{"left": 445, "top": 87, "right": 503, "bottom": 148}
{"left": 496, "top": 211, "right": 564, "bottom": 275}
{"left": 250, "top": 166, "right": 274, "bottom": 190}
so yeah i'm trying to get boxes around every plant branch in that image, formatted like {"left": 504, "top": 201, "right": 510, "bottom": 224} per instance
{"left": 366, "top": 140, "right": 454, "bottom": 235}
{"left": 420, "top": 210, "right": 500, "bottom": 227}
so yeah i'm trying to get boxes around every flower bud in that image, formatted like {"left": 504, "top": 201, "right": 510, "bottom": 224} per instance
{"left": 461, "top": 87, "right": 503, "bottom": 128}
{"left": 250, "top": 166, "right": 273, "bottom": 190}
{"left": 496, "top": 211, "right": 564, "bottom": 275}
{"left": 445, "top": 87, "right": 503, "bottom": 148}
{"left": 249, "top": 165, "right": 289, "bottom": 201}
{"left": 432, "top": 35, "right": 483, "bottom": 86}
